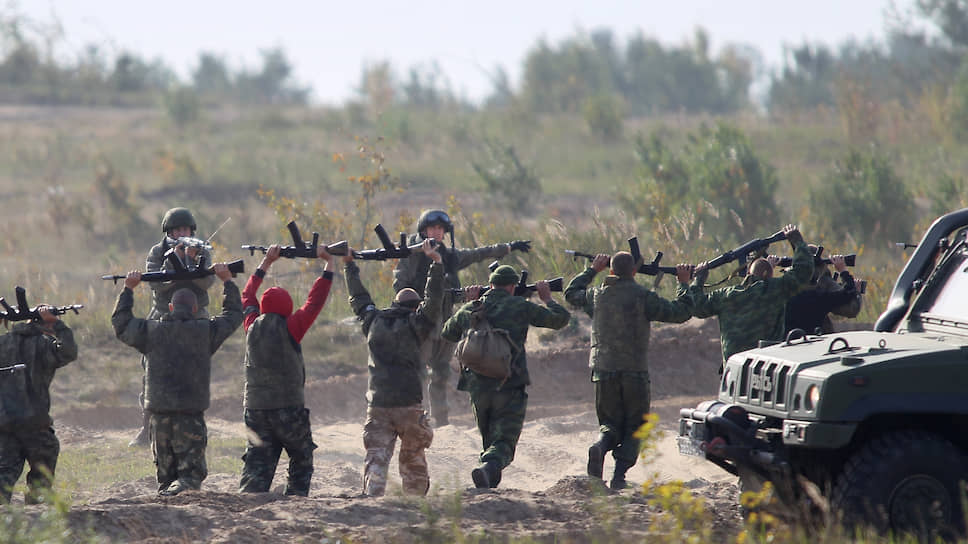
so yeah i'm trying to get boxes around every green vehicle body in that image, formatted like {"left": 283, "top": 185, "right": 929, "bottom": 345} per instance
{"left": 678, "top": 208, "right": 968, "bottom": 534}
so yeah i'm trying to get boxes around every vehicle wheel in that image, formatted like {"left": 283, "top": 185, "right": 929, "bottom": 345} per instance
{"left": 831, "top": 430, "right": 966, "bottom": 538}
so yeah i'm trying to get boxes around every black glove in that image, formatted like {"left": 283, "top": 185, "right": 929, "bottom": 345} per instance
{"left": 509, "top": 240, "right": 531, "bottom": 253}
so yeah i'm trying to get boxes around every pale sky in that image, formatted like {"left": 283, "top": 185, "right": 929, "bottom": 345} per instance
{"left": 18, "top": 0, "right": 919, "bottom": 105}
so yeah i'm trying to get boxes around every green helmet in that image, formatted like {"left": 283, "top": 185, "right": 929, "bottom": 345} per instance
{"left": 161, "top": 207, "right": 196, "bottom": 234}
{"left": 417, "top": 209, "right": 453, "bottom": 234}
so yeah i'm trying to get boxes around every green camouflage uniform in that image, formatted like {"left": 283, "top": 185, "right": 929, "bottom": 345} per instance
{"left": 689, "top": 241, "right": 814, "bottom": 370}
{"left": 0, "top": 320, "right": 77, "bottom": 503}
{"left": 112, "top": 280, "right": 242, "bottom": 493}
{"left": 393, "top": 234, "right": 510, "bottom": 426}
{"left": 564, "top": 269, "right": 693, "bottom": 465}
{"left": 441, "top": 289, "right": 570, "bottom": 471}
{"left": 347, "top": 260, "right": 442, "bottom": 496}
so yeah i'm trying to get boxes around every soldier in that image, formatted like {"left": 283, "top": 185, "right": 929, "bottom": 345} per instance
{"left": 689, "top": 224, "right": 814, "bottom": 372}
{"left": 783, "top": 253, "right": 859, "bottom": 335}
{"left": 564, "top": 253, "right": 694, "bottom": 489}
{"left": 112, "top": 263, "right": 242, "bottom": 496}
{"left": 345, "top": 239, "right": 442, "bottom": 497}
{"left": 238, "top": 243, "right": 335, "bottom": 497}
{"left": 130, "top": 207, "right": 216, "bottom": 447}
{"left": 441, "top": 265, "right": 570, "bottom": 489}
{"left": 0, "top": 307, "right": 78, "bottom": 503}
{"left": 393, "top": 209, "right": 531, "bottom": 427}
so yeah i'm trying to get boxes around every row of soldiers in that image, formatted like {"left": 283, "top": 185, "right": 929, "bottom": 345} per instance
{"left": 0, "top": 207, "right": 861, "bottom": 501}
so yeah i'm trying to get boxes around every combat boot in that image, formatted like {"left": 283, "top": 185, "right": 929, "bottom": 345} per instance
{"left": 471, "top": 460, "right": 502, "bottom": 489}
{"left": 128, "top": 411, "right": 150, "bottom": 448}
{"left": 610, "top": 459, "right": 636, "bottom": 490}
{"left": 587, "top": 433, "right": 618, "bottom": 479}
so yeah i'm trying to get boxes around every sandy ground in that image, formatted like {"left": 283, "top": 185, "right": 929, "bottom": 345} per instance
{"left": 12, "top": 318, "right": 745, "bottom": 543}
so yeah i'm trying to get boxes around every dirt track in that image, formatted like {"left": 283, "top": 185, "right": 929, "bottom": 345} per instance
{"left": 18, "top": 318, "right": 744, "bottom": 542}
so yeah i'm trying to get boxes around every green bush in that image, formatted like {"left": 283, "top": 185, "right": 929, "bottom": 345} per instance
{"left": 582, "top": 94, "right": 624, "bottom": 140}
{"left": 808, "top": 147, "right": 912, "bottom": 246}
{"left": 471, "top": 137, "right": 542, "bottom": 214}
{"left": 620, "top": 122, "right": 780, "bottom": 247}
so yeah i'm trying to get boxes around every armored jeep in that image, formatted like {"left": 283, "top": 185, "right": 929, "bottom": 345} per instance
{"left": 678, "top": 208, "right": 968, "bottom": 535}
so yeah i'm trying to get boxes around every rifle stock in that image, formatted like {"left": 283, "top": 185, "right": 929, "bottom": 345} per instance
{"left": 0, "top": 286, "right": 83, "bottom": 322}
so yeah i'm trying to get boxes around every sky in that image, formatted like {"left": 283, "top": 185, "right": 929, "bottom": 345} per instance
{"left": 18, "top": 0, "right": 920, "bottom": 105}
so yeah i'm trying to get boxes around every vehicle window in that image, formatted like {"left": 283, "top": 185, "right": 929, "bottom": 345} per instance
{"left": 923, "top": 250, "right": 968, "bottom": 321}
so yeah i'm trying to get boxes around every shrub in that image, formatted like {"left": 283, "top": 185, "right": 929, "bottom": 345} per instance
{"left": 471, "top": 137, "right": 542, "bottom": 214}
{"left": 583, "top": 94, "right": 624, "bottom": 140}
{"left": 808, "top": 147, "right": 912, "bottom": 247}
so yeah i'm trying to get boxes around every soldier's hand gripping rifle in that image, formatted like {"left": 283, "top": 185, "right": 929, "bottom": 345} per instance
{"left": 0, "top": 286, "right": 83, "bottom": 322}
{"left": 101, "top": 251, "right": 245, "bottom": 284}
{"left": 242, "top": 221, "right": 349, "bottom": 258}
{"left": 353, "top": 224, "right": 437, "bottom": 261}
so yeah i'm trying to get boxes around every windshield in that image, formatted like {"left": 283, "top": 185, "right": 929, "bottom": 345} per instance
{"left": 916, "top": 243, "right": 968, "bottom": 326}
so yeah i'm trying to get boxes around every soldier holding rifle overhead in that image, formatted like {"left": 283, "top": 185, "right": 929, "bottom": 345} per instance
{"left": 688, "top": 224, "right": 814, "bottom": 373}
{"left": 393, "top": 209, "right": 530, "bottom": 428}
{"left": 565, "top": 252, "right": 694, "bottom": 489}
{"left": 238, "top": 243, "right": 335, "bottom": 497}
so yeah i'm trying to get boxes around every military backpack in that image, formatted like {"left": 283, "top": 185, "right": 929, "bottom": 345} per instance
{"left": 455, "top": 300, "right": 515, "bottom": 382}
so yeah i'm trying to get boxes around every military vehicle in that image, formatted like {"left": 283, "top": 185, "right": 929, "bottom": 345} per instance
{"left": 677, "top": 208, "right": 968, "bottom": 536}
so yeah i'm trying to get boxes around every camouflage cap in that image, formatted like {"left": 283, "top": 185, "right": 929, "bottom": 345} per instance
{"left": 488, "top": 265, "right": 519, "bottom": 286}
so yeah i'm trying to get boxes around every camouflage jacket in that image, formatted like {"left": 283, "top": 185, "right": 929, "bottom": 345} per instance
{"left": 393, "top": 233, "right": 509, "bottom": 320}
{"left": 689, "top": 240, "right": 814, "bottom": 366}
{"left": 441, "top": 289, "right": 570, "bottom": 392}
{"left": 146, "top": 238, "right": 215, "bottom": 319}
{"left": 0, "top": 320, "right": 78, "bottom": 430}
{"left": 565, "top": 269, "right": 693, "bottom": 375}
{"left": 347, "top": 260, "right": 443, "bottom": 407}
{"left": 113, "top": 280, "right": 242, "bottom": 413}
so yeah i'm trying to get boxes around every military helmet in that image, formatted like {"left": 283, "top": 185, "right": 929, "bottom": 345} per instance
{"left": 161, "top": 207, "right": 197, "bottom": 234}
{"left": 416, "top": 209, "right": 453, "bottom": 234}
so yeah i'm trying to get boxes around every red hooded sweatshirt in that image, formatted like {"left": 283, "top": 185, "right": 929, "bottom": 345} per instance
{"left": 242, "top": 268, "right": 334, "bottom": 342}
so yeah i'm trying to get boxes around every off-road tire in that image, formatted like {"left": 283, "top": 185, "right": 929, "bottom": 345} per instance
{"left": 830, "top": 430, "right": 966, "bottom": 538}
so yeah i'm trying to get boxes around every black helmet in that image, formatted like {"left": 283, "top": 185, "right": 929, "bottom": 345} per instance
{"left": 417, "top": 209, "right": 452, "bottom": 234}
{"left": 161, "top": 207, "right": 197, "bottom": 234}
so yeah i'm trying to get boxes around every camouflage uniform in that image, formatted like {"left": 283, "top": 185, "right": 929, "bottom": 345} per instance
{"left": 393, "top": 234, "right": 510, "bottom": 426}
{"left": 132, "top": 240, "right": 216, "bottom": 445}
{"left": 113, "top": 279, "right": 242, "bottom": 494}
{"left": 564, "top": 269, "right": 693, "bottom": 482}
{"left": 441, "top": 288, "right": 570, "bottom": 482}
{"left": 689, "top": 240, "right": 814, "bottom": 370}
{"left": 0, "top": 320, "right": 77, "bottom": 503}
{"left": 239, "top": 268, "right": 333, "bottom": 496}
{"left": 347, "top": 259, "right": 443, "bottom": 496}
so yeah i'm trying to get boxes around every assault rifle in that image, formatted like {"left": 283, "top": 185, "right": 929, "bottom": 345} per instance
{"left": 173, "top": 237, "right": 213, "bottom": 252}
{"left": 775, "top": 246, "right": 856, "bottom": 268}
{"left": 626, "top": 237, "right": 679, "bottom": 277}
{"left": 703, "top": 229, "right": 788, "bottom": 275}
{"left": 0, "top": 286, "right": 83, "bottom": 322}
{"left": 353, "top": 224, "right": 436, "bottom": 261}
{"left": 242, "top": 221, "right": 349, "bottom": 258}
{"left": 450, "top": 269, "right": 564, "bottom": 300}
{"left": 102, "top": 251, "right": 245, "bottom": 284}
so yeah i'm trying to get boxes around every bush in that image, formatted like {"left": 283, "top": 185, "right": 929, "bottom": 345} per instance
{"left": 162, "top": 85, "right": 200, "bottom": 128}
{"left": 808, "top": 147, "right": 912, "bottom": 247}
{"left": 620, "top": 122, "right": 780, "bottom": 247}
{"left": 471, "top": 137, "right": 542, "bottom": 214}
{"left": 583, "top": 94, "right": 624, "bottom": 140}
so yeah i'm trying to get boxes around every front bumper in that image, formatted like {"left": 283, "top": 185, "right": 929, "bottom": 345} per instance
{"left": 677, "top": 400, "right": 783, "bottom": 478}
